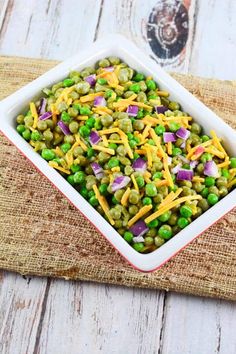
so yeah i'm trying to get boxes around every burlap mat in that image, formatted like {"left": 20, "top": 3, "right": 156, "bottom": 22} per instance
{"left": 1, "top": 56, "right": 236, "bottom": 301}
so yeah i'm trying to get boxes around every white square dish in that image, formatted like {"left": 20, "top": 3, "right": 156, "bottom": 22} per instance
{"left": 1, "top": 34, "right": 236, "bottom": 272}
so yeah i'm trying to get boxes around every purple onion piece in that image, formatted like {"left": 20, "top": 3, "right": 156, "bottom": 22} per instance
{"left": 171, "top": 164, "right": 182, "bottom": 174}
{"left": 204, "top": 160, "right": 219, "bottom": 177}
{"left": 132, "top": 158, "right": 147, "bottom": 173}
{"left": 177, "top": 169, "right": 193, "bottom": 181}
{"left": 57, "top": 121, "right": 70, "bottom": 135}
{"left": 38, "top": 98, "right": 47, "bottom": 115}
{"left": 85, "top": 74, "right": 96, "bottom": 86}
{"left": 180, "top": 141, "right": 186, "bottom": 149}
{"left": 129, "top": 220, "right": 149, "bottom": 237}
{"left": 133, "top": 236, "right": 145, "bottom": 243}
{"left": 167, "top": 156, "right": 172, "bottom": 165}
{"left": 126, "top": 105, "right": 139, "bottom": 117}
{"left": 104, "top": 66, "right": 114, "bottom": 72}
{"left": 176, "top": 127, "right": 190, "bottom": 140}
{"left": 155, "top": 106, "right": 168, "bottom": 114}
{"left": 178, "top": 155, "right": 190, "bottom": 164}
{"left": 39, "top": 111, "right": 52, "bottom": 120}
{"left": 91, "top": 162, "right": 104, "bottom": 179}
{"left": 89, "top": 131, "right": 101, "bottom": 145}
{"left": 190, "top": 160, "right": 198, "bottom": 169}
{"left": 111, "top": 176, "right": 131, "bottom": 192}
{"left": 163, "top": 132, "right": 176, "bottom": 143}
{"left": 94, "top": 96, "right": 106, "bottom": 107}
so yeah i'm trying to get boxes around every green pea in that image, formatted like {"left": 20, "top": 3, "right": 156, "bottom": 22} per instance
{"left": 136, "top": 110, "right": 144, "bottom": 119}
{"left": 133, "top": 243, "right": 145, "bottom": 252}
{"left": 37, "top": 120, "right": 48, "bottom": 131}
{"left": 87, "top": 147, "right": 95, "bottom": 158}
{"left": 205, "top": 176, "right": 215, "bottom": 187}
{"left": 201, "top": 153, "right": 212, "bottom": 163}
{"left": 219, "top": 186, "right": 228, "bottom": 197}
{"left": 80, "top": 186, "right": 89, "bottom": 199}
{"left": 129, "top": 205, "right": 139, "bottom": 215}
{"left": 22, "top": 129, "right": 31, "bottom": 140}
{"left": 63, "top": 78, "right": 74, "bottom": 87}
{"left": 136, "top": 176, "right": 145, "bottom": 188}
{"left": 79, "top": 125, "right": 90, "bottom": 137}
{"left": 69, "top": 121, "right": 79, "bottom": 134}
{"left": 201, "top": 187, "right": 209, "bottom": 198}
{"left": 16, "top": 124, "right": 26, "bottom": 134}
{"left": 148, "top": 219, "right": 159, "bottom": 228}
{"left": 74, "top": 171, "right": 85, "bottom": 184}
{"left": 16, "top": 114, "right": 25, "bottom": 124}
{"left": 198, "top": 198, "right": 209, "bottom": 211}
{"left": 177, "top": 217, "right": 189, "bottom": 229}
{"left": 124, "top": 231, "right": 133, "bottom": 243}
{"left": 104, "top": 89, "right": 113, "bottom": 98}
{"left": 68, "top": 106, "right": 79, "bottom": 117}
{"left": 43, "top": 130, "right": 53, "bottom": 141}
{"left": 168, "top": 214, "right": 178, "bottom": 226}
{"left": 112, "top": 196, "right": 119, "bottom": 204}
{"left": 155, "top": 125, "right": 165, "bottom": 135}
{"left": 70, "top": 164, "right": 81, "bottom": 173}
{"left": 61, "top": 143, "right": 71, "bottom": 153}
{"left": 180, "top": 205, "right": 192, "bottom": 218}
{"left": 230, "top": 157, "right": 236, "bottom": 168}
{"left": 76, "top": 82, "right": 90, "bottom": 94}
{"left": 172, "top": 147, "right": 182, "bottom": 156}
{"left": 108, "top": 143, "right": 117, "bottom": 150}
{"left": 129, "top": 190, "right": 140, "bottom": 204}
{"left": 89, "top": 196, "right": 99, "bottom": 206}
{"left": 129, "top": 83, "right": 141, "bottom": 93}
{"left": 133, "top": 73, "right": 144, "bottom": 82}
{"left": 108, "top": 157, "right": 119, "bottom": 168}
{"left": 67, "top": 175, "right": 75, "bottom": 185}
{"left": 80, "top": 106, "right": 91, "bottom": 115}
{"left": 169, "top": 122, "right": 181, "bottom": 132}
{"left": 85, "top": 117, "right": 95, "bottom": 128}
{"left": 31, "top": 130, "right": 41, "bottom": 141}
{"left": 94, "top": 118, "right": 102, "bottom": 130}
{"left": 153, "top": 172, "right": 163, "bottom": 180}
{"left": 145, "top": 183, "right": 157, "bottom": 197}
{"left": 222, "top": 169, "right": 230, "bottom": 179}
{"left": 99, "top": 183, "right": 108, "bottom": 195}
{"left": 146, "top": 79, "right": 156, "bottom": 90}
{"left": 201, "top": 135, "right": 210, "bottom": 142}
{"left": 208, "top": 186, "right": 219, "bottom": 196}
{"left": 61, "top": 111, "right": 71, "bottom": 123}
{"left": 24, "top": 115, "right": 34, "bottom": 128}
{"left": 101, "top": 114, "right": 113, "bottom": 127}
{"left": 97, "top": 78, "right": 107, "bottom": 85}
{"left": 144, "top": 237, "right": 154, "bottom": 246}
{"left": 41, "top": 148, "right": 55, "bottom": 161}
{"left": 158, "top": 211, "right": 171, "bottom": 222}
{"left": 154, "top": 236, "right": 165, "bottom": 247}
{"left": 216, "top": 176, "right": 228, "bottom": 188}
{"left": 158, "top": 225, "right": 173, "bottom": 239}
{"left": 168, "top": 101, "right": 180, "bottom": 111}
{"left": 191, "top": 122, "right": 202, "bottom": 135}
{"left": 207, "top": 193, "right": 219, "bottom": 205}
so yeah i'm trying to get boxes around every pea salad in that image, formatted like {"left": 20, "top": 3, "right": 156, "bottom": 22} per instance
{"left": 16, "top": 57, "right": 236, "bottom": 253}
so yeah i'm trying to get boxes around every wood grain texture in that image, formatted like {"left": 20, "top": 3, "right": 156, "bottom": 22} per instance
{"left": 0, "top": 272, "right": 48, "bottom": 354}
{"left": 0, "top": 0, "right": 236, "bottom": 353}
{"left": 36, "top": 281, "right": 165, "bottom": 354}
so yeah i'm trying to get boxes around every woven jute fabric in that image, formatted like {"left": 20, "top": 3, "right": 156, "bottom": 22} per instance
{"left": 1, "top": 56, "right": 236, "bottom": 301}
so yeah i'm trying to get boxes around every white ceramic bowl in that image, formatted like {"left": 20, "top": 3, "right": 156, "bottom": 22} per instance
{"left": 1, "top": 34, "right": 236, "bottom": 272}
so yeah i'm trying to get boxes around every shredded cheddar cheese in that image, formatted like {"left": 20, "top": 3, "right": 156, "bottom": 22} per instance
{"left": 48, "top": 161, "right": 70, "bottom": 175}
{"left": 80, "top": 92, "right": 104, "bottom": 103}
{"left": 128, "top": 205, "right": 153, "bottom": 227}
{"left": 92, "top": 145, "right": 115, "bottom": 155}
{"left": 145, "top": 195, "right": 202, "bottom": 224}
{"left": 131, "top": 174, "right": 139, "bottom": 192}
{"left": 159, "top": 188, "right": 183, "bottom": 209}
{"left": 93, "top": 185, "right": 115, "bottom": 225}
{"left": 121, "top": 187, "right": 131, "bottom": 207}
{"left": 74, "top": 134, "right": 88, "bottom": 151}
{"left": 30, "top": 102, "right": 38, "bottom": 129}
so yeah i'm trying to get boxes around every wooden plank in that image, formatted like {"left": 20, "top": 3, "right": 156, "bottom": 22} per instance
{"left": 35, "top": 280, "right": 165, "bottom": 354}
{"left": 97, "top": 0, "right": 198, "bottom": 72}
{"left": 0, "top": 0, "right": 103, "bottom": 60}
{"left": 0, "top": 271, "right": 49, "bottom": 354}
{"left": 159, "top": 293, "right": 236, "bottom": 354}
{"left": 188, "top": 0, "right": 236, "bottom": 79}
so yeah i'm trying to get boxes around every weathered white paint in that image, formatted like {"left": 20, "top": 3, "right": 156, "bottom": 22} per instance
{"left": 0, "top": 0, "right": 236, "bottom": 353}
{"left": 36, "top": 280, "right": 165, "bottom": 354}
{"left": 0, "top": 272, "right": 48, "bottom": 354}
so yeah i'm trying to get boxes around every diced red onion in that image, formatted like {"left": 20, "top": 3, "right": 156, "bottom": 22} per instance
{"left": 57, "top": 121, "right": 70, "bottom": 135}
{"left": 132, "top": 158, "right": 147, "bottom": 173}
{"left": 190, "top": 160, "right": 198, "bottom": 169}
{"left": 91, "top": 162, "right": 104, "bottom": 179}
{"left": 126, "top": 105, "right": 139, "bottom": 117}
{"left": 133, "top": 236, "right": 145, "bottom": 243}
{"left": 155, "top": 106, "right": 168, "bottom": 114}
{"left": 176, "top": 127, "right": 190, "bottom": 140}
{"left": 39, "top": 111, "right": 52, "bottom": 120}
{"left": 194, "top": 146, "right": 205, "bottom": 157}
{"left": 167, "top": 156, "right": 172, "bottom": 165}
{"left": 180, "top": 141, "right": 186, "bottom": 149}
{"left": 171, "top": 164, "right": 182, "bottom": 174}
{"left": 177, "top": 169, "right": 193, "bottom": 181}
{"left": 204, "top": 160, "right": 219, "bottom": 177}
{"left": 85, "top": 74, "right": 96, "bottom": 86}
{"left": 94, "top": 96, "right": 106, "bottom": 107}
{"left": 163, "top": 132, "right": 176, "bottom": 143}
{"left": 111, "top": 176, "right": 131, "bottom": 192}
{"left": 89, "top": 131, "right": 101, "bottom": 145}
{"left": 129, "top": 220, "right": 149, "bottom": 237}
{"left": 38, "top": 98, "right": 47, "bottom": 115}
{"left": 104, "top": 66, "right": 114, "bottom": 72}
{"left": 178, "top": 155, "right": 190, "bottom": 164}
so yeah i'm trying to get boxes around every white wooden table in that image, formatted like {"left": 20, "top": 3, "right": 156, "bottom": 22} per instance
{"left": 0, "top": 1, "right": 236, "bottom": 353}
